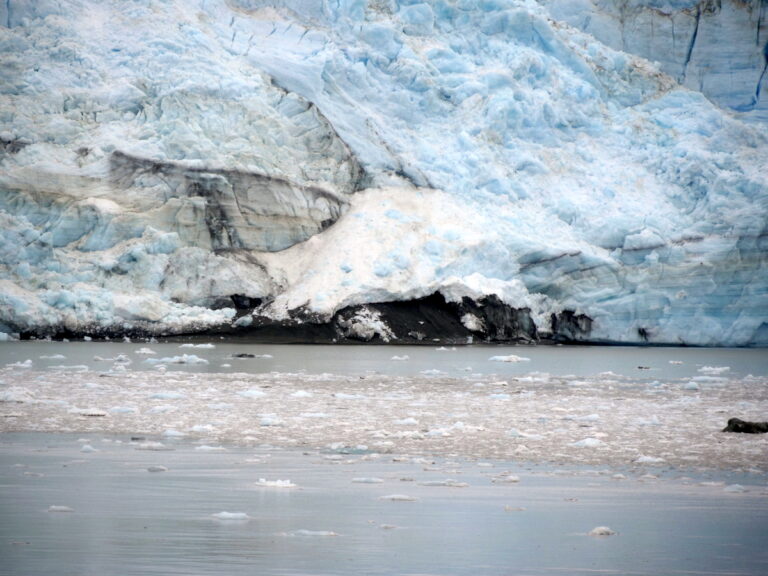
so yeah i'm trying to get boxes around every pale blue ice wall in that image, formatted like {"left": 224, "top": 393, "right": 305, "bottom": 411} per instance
{"left": 0, "top": 0, "right": 766, "bottom": 344}
{"left": 542, "top": 0, "right": 768, "bottom": 122}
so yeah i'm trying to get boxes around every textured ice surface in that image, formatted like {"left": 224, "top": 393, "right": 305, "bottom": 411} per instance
{"left": 2, "top": 361, "right": 766, "bottom": 471}
{"left": 0, "top": 0, "right": 766, "bottom": 345}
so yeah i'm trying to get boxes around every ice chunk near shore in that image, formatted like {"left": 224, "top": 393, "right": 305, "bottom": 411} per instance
{"left": 589, "top": 526, "right": 616, "bottom": 536}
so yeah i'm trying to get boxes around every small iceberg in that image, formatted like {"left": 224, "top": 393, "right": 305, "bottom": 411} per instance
{"left": 212, "top": 511, "right": 250, "bottom": 521}
{"left": 379, "top": 494, "right": 418, "bottom": 501}
{"left": 255, "top": 479, "right": 297, "bottom": 488}
{"left": 588, "top": 526, "right": 616, "bottom": 536}
{"left": 489, "top": 355, "right": 530, "bottom": 363}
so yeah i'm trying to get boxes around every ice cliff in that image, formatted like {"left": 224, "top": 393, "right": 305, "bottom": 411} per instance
{"left": 0, "top": 0, "right": 766, "bottom": 346}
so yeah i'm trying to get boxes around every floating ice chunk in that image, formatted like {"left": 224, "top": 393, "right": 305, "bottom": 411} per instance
{"left": 570, "top": 438, "right": 604, "bottom": 448}
{"left": 255, "top": 479, "right": 296, "bottom": 488}
{"left": 379, "top": 494, "right": 418, "bottom": 501}
{"left": 489, "top": 355, "right": 530, "bottom": 363}
{"left": 135, "top": 441, "right": 174, "bottom": 451}
{"left": 135, "top": 347, "right": 156, "bottom": 355}
{"left": 683, "top": 381, "right": 700, "bottom": 391}
{"left": 206, "top": 403, "right": 232, "bottom": 411}
{"left": 698, "top": 366, "right": 730, "bottom": 375}
{"left": 48, "top": 505, "right": 74, "bottom": 513}
{"left": 195, "top": 445, "right": 227, "bottom": 452}
{"left": 180, "top": 343, "right": 216, "bottom": 349}
{"left": 40, "top": 354, "right": 66, "bottom": 360}
{"left": 147, "top": 465, "right": 168, "bottom": 473}
{"left": 492, "top": 473, "right": 520, "bottom": 483}
{"left": 506, "top": 428, "right": 543, "bottom": 440}
{"left": 391, "top": 355, "right": 410, "bottom": 360}
{"left": 7, "top": 359, "right": 32, "bottom": 368}
{"left": 419, "top": 369, "right": 446, "bottom": 376}
{"left": 48, "top": 364, "right": 90, "bottom": 372}
{"left": 633, "top": 415, "right": 660, "bottom": 426}
{"left": 352, "top": 477, "right": 384, "bottom": 484}
{"left": 212, "top": 511, "right": 250, "bottom": 521}
{"left": 162, "top": 429, "right": 186, "bottom": 438}
{"left": 260, "top": 415, "right": 283, "bottom": 426}
{"left": 489, "top": 393, "right": 510, "bottom": 400}
{"left": 394, "top": 417, "right": 418, "bottom": 425}
{"left": 149, "top": 391, "right": 186, "bottom": 400}
{"left": 589, "top": 526, "right": 616, "bottom": 536}
{"left": 0, "top": 387, "right": 36, "bottom": 403}
{"left": 634, "top": 455, "right": 665, "bottom": 464}
{"left": 190, "top": 424, "right": 216, "bottom": 433}
{"left": 69, "top": 408, "right": 107, "bottom": 417}
{"left": 724, "top": 484, "right": 747, "bottom": 493}
{"left": 237, "top": 389, "right": 266, "bottom": 399}
{"left": 419, "top": 479, "right": 469, "bottom": 487}
{"left": 80, "top": 444, "right": 98, "bottom": 453}
{"left": 145, "top": 354, "right": 209, "bottom": 365}
{"left": 291, "top": 390, "right": 313, "bottom": 398}
{"left": 575, "top": 414, "right": 600, "bottom": 422}
{"left": 284, "top": 530, "right": 337, "bottom": 537}
{"left": 147, "top": 405, "right": 177, "bottom": 414}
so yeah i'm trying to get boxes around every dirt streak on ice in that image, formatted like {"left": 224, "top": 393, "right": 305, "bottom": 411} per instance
{"left": 1, "top": 367, "right": 766, "bottom": 471}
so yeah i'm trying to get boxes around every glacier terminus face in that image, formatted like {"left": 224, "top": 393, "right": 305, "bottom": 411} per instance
{"left": 0, "top": 0, "right": 766, "bottom": 346}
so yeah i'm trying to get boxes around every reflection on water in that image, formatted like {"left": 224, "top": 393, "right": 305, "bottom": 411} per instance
{"left": 1, "top": 433, "right": 768, "bottom": 576}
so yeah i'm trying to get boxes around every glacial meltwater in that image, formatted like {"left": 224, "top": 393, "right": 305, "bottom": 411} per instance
{"left": 1, "top": 342, "right": 767, "bottom": 575}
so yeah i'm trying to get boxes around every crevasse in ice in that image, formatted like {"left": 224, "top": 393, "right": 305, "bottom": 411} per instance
{"left": 0, "top": 0, "right": 766, "bottom": 345}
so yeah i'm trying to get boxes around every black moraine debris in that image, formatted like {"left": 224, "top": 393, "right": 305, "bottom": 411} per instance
{"left": 722, "top": 418, "right": 768, "bottom": 434}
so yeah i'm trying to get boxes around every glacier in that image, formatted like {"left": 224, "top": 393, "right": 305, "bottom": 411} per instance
{"left": 0, "top": 0, "right": 766, "bottom": 346}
